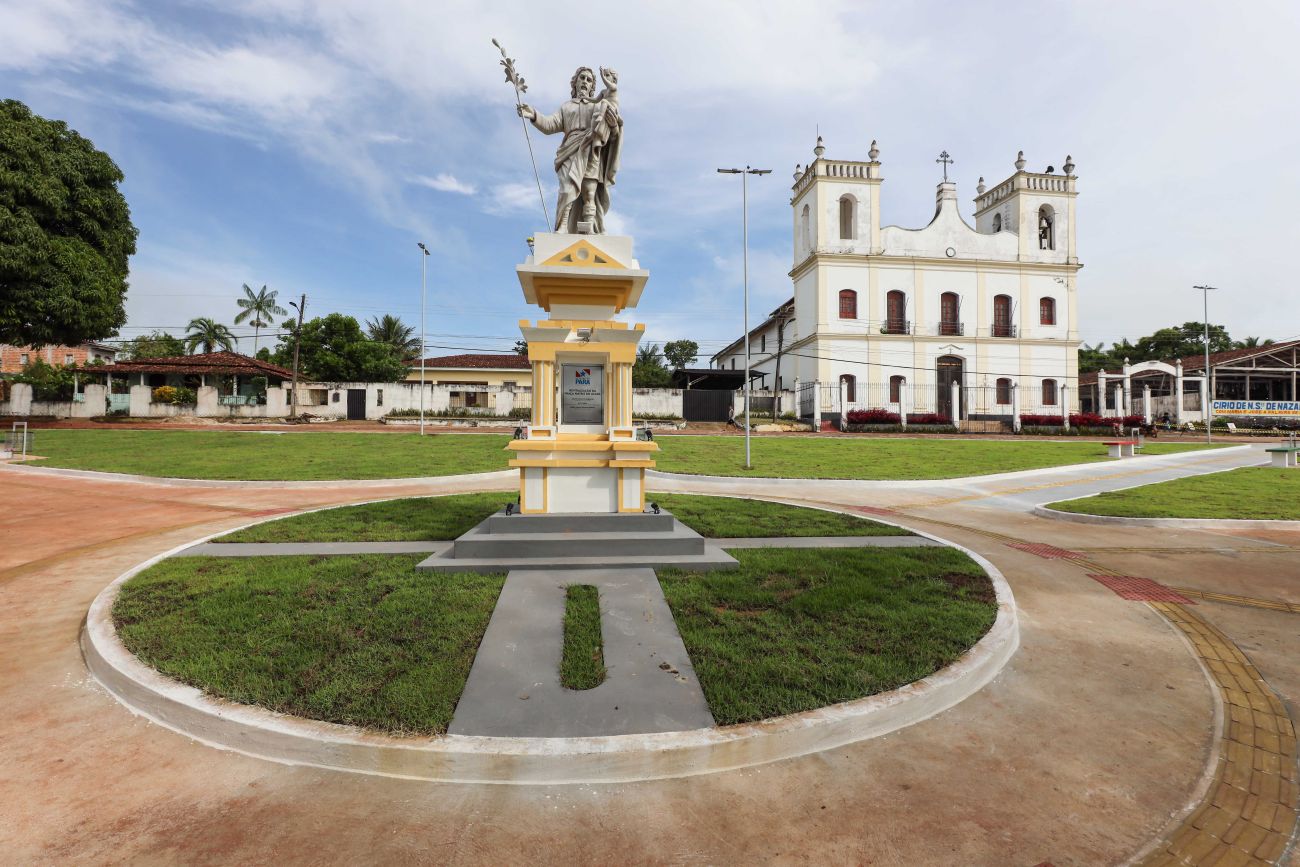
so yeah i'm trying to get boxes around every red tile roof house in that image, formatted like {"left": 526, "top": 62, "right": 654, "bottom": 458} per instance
{"left": 404, "top": 353, "right": 533, "bottom": 412}
{"left": 76, "top": 351, "right": 296, "bottom": 418}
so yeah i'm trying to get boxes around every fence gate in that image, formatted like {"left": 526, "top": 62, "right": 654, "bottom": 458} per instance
{"left": 682, "top": 389, "right": 733, "bottom": 422}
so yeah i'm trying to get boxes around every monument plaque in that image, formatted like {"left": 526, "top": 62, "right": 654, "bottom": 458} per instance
{"left": 561, "top": 364, "right": 604, "bottom": 424}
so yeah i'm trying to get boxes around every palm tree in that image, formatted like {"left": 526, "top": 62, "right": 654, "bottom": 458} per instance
{"left": 234, "top": 284, "right": 287, "bottom": 355}
{"left": 184, "top": 318, "right": 237, "bottom": 354}
{"left": 1235, "top": 336, "right": 1274, "bottom": 349}
{"left": 365, "top": 314, "right": 421, "bottom": 361}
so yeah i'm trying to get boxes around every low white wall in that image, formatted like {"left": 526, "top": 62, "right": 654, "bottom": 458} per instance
{"left": 632, "top": 388, "right": 682, "bottom": 417}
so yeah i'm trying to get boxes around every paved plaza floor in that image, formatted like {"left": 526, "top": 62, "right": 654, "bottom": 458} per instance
{"left": 0, "top": 445, "right": 1295, "bottom": 864}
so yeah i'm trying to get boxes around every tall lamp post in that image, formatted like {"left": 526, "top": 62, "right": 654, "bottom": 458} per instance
{"left": 1193, "top": 285, "right": 1218, "bottom": 444}
{"left": 717, "top": 165, "right": 771, "bottom": 469}
{"left": 418, "top": 242, "right": 430, "bottom": 436}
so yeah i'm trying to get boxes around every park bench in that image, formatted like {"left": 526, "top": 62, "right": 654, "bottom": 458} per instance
{"left": 1103, "top": 440, "right": 1139, "bottom": 459}
{"left": 1265, "top": 446, "right": 1299, "bottom": 468}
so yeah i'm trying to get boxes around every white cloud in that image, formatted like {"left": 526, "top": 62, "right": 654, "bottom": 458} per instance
{"left": 484, "top": 181, "right": 550, "bottom": 218}
{"left": 412, "top": 173, "right": 477, "bottom": 195}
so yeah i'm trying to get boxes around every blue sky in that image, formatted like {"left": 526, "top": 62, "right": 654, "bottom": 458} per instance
{"left": 2, "top": 0, "right": 1297, "bottom": 361}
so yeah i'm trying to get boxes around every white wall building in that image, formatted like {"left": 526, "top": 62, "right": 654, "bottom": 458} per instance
{"left": 715, "top": 140, "right": 1082, "bottom": 424}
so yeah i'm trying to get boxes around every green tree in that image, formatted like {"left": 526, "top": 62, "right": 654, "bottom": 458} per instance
{"left": 633, "top": 343, "right": 671, "bottom": 387}
{"left": 365, "top": 314, "right": 421, "bottom": 361}
{"left": 0, "top": 99, "right": 138, "bottom": 347}
{"left": 1234, "top": 335, "right": 1273, "bottom": 349}
{"left": 122, "top": 331, "right": 185, "bottom": 359}
{"left": 662, "top": 339, "right": 699, "bottom": 370}
{"left": 514, "top": 339, "right": 528, "bottom": 355}
{"left": 14, "top": 358, "right": 76, "bottom": 400}
{"left": 184, "top": 317, "right": 236, "bottom": 354}
{"left": 277, "top": 313, "right": 406, "bottom": 382}
{"left": 234, "top": 284, "right": 286, "bottom": 355}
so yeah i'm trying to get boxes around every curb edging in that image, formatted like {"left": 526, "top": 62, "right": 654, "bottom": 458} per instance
{"left": 81, "top": 533, "right": 1019, "bottom": 786}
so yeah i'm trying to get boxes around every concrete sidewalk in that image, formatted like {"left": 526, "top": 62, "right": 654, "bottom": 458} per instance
{"left": 449, "top": 568, "right": 714, "bottom": 737}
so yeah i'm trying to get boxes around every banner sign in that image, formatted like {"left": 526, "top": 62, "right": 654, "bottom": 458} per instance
{"left": 1212, "top": 400, "right": 1300, "bottom": 418}
{"left": 561, "top": 364, "right": 604, "bottom": 424}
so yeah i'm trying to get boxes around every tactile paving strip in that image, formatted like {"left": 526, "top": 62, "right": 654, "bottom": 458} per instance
{"left": 1087, "top": 573, "right": 1195, "bottom": 604}
{"left": 1006, "top": 541, "right": 1084, "bottom": 560}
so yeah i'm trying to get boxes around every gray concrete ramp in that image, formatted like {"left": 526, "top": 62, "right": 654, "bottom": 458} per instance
{"left": 448, "top": 568, "right": 715, "bottom": 737}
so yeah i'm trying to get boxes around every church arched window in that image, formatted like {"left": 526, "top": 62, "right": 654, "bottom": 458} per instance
{"left": 885, "top": 290, "right": 907, "bottom": 334}
{"left": 992, "top": 213, "right": 1002, "bottom": 233}
{"left": 889, "top": 375, "right": 905, "bottom": 404}
{"left": 838, "top": 195, "right": 856, "bottom": 240}
{"left": 801, "top": 204, "right": 811, "bottom": 252}
{"left": 838, "top": 289, "right": 857, "bottom": 319}
{"left": 993, "top": 294, "right": 1013, "bottom": 337}
{"left": 996, "top": 378, "right": 1012, "bottom": 405}
{"left": 1038, "top": 205, "right": 1055, "bottom": 250}
{"left": 1042, "top": 379, "right": 1058, "bottom": 406}
{"left": 1039, "top": 296, "right": 1056, "bottom": 326}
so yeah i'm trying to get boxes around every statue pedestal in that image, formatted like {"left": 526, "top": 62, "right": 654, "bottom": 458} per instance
{"left": 506, "top": 233, "right": 657, "bottom": 514}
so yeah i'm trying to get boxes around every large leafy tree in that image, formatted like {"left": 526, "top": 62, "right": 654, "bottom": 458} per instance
{"left": 633, "top": 343, "right": 671, "bottom": 387}
{"left": 275, "top": 313, "right": 406, "bottom": 382}
{"left": 184, "top": 317, "right": 236, "bottom": 354}
{"left": 662, "top": 339, "right": 699, "bottom": 370}
{"left": 1078, "top": 321, "right": 1239, "bottom": 373}
{"left": 0, "top": 99, "right": 138, "bottom": 347}
{"left": 365, "top": 314, "right": 421, "bottom": 361}
{"left": 123, "top": 331, "right": 185, "bottom": 359}
{"left": 234, "top": 284, "right": 286, "bottom": 355}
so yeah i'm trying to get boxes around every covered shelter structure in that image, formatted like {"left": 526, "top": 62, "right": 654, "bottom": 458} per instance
{"left": 1078, "top": 339, "right": 1300, "bottom": 426}
{"left": 81, "top": 351, "right": 295, "bottom": 414}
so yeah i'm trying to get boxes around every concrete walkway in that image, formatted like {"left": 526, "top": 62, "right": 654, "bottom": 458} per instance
{"left": 1, "top": 445, "right": 1296, "bottom": 864}
{"left": 449, "top": 568, "right": 714, "bottom": 737}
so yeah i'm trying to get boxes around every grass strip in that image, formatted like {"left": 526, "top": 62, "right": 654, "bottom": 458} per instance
{"left": 219, "top": 492, "right": 516, "bottom": 542}
{"left": 1047, "top": 466, "right": 1300, "bottom": 519}
{"left": 653, "top": 493, "right": 908, "bottom": 537}
{"left": 112, "top": 554, "right": 503, "bottom": 735}
{"left": 26, "top": 429, "right": 509, "bottom": 480}
{"left": 659, "top": 546, "right": 997, "bottom": 725}
{"left": 652, "top": 436, "right": 1225, "bottom": 480}
{"left": 560, "top": 585, "right": 606, "bottom": 690}
{"left": 216, "top": 492, "right": 903, "bottom": 543}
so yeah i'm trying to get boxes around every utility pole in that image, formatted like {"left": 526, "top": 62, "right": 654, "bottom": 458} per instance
{"left": 1193, "top": 285, "right": 1217, "bottom": 444}
{"left": 717, "top": 165, "right": 772, "bottom": 469}
{"left": 289, "top": 294, "right": 306, "bottom": 418}
{"left": 418, "top": 242, "right": 430, "bottom": 436}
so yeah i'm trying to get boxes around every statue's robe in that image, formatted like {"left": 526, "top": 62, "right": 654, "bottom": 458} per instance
{"left": 530, "top": 95, "right": 622, "bottom": 233}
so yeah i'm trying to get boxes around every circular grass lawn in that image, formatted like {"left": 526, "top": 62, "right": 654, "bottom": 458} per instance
{"left": 113, "top": 494, "right": 997, "bottom": 734}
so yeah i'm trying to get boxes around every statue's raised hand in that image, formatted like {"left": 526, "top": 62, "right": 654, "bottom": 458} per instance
{"left": 599, "top": 67, "right": 618, "bottom": 88}
{"left": 517, "top": 103, "right": 536, "bottom": 120}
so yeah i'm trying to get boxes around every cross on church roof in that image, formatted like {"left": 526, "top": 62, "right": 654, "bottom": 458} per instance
{"left": 936, "top": 150, "right": 953, "bottom": 181}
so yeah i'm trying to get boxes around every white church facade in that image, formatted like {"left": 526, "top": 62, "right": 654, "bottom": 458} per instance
{"left": 713, "top": 141, "right": 1082, "bottom": 426}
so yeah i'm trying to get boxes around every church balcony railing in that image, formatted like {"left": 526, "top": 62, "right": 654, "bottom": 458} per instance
{"left": 879, "top": 319, "right": 912, "bottom": 336}
{"left": 987, "top": 324, "right": 1018, "bottom": 338}
{"left": 936, "top": 321, "right": 964, "bottom": 337}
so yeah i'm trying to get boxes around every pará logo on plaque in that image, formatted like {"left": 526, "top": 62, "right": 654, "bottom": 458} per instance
{"left": 561, "top": 364, "right": 604, "bottom": 425}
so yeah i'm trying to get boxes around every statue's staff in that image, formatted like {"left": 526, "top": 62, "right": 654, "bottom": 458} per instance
{"left": 492, "top": 38, "right": 550, "bottom": 228}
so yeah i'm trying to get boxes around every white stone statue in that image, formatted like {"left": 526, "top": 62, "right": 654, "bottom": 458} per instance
{"left": 518, "top": 66, "right": 622, "bottom": 234}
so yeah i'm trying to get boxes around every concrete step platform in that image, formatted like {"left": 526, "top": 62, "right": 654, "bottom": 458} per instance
{"left": 419, "top": 508, "right": 737, "bottom": 574}
{"left": 482, "top": 510, "right": 675, "bottom": 534}
{"left": 453, "top": 522, "right": 704, "bottom": 558}
{"left": 417, "top": 545, "right": 738, "bottom": 574}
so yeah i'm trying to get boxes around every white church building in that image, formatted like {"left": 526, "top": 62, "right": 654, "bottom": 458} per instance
{"left": 712, "top": 140, "right": 1081, "bottom": 427}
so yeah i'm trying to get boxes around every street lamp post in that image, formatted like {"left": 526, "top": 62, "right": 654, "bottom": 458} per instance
{"left": 418, "top": 242, "right": 430, "bottom": 436}
{"left": 717, "top": 165, "right": 771, "bottom": 469}
{"left": 1193, "top": 284, "right": 1218, "bottom": 444}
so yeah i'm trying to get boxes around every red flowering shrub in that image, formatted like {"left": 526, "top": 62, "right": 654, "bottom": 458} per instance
{"left": 906, "top": 412, "right": 952, "bottom": 425}
{"left": 1019, "top": 413, "right": 1064, "bottom": 426}
{"left": 846, "top": 408, "right": 901, "bottom": 424}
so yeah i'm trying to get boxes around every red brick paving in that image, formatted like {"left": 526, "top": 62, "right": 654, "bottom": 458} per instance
{"left": 1086, "top": 574, "right": 1196, "bottom": 604}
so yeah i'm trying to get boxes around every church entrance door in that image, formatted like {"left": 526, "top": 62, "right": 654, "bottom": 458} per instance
{"left": 936, "top": 356, "right": 964, "bottom": 421}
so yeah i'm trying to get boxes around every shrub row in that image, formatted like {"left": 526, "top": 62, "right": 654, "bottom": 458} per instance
{"left": 845, "top": 409, "right": 952, "bottom": 426}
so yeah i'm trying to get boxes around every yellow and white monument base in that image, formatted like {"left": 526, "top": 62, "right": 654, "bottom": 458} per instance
{"left": 507, "top": 232, "right": 659, "bottom": 514}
